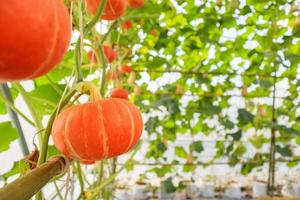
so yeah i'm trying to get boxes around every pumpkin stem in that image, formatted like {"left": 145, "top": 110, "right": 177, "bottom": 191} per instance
{"left": 77, "top": 82, "right": 102, "bottom": 101}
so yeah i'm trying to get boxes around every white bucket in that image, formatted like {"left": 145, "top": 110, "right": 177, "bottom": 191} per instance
{"left": 253, "top": 182, "right": 267, "bottom": 198}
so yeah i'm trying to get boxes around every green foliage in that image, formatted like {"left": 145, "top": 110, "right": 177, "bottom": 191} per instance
{"left": 0, "top": 122, "right": 19, "bottom": 152}
{"left": 1, "top": 0, "right": 300, "bottom": 194}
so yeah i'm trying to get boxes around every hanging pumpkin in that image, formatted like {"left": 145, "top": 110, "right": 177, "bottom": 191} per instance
{"left": 87, "top": 51, "right": 98, "bottom": 64}
{"left": 87, "top": 45, "right": 116, "bottom": 64}
{"left": 0, "top": 0, "right": 71, "bottom": 82}
{"left": 52, "top": 83, "right": 143, "bottom": 164}
{"left": 103, "top": 45, "right": 117, "bottom": 63}
{"left": 127, "top": 0, "right": 144, "bottom": 8}
{"left": 121, "top": 20, "right": 133, "bottom": 30}
{"left": 86, "top": 0, "right": 127, "bottom": 20}
{"left": 119, "top": 64, "right": 133, "bottom": 73}
{"left": 110, "top": 88, "right": 129, "bottom": 100}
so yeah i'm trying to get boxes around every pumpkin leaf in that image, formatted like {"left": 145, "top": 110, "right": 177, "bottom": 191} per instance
{"left": 0, "top": 122, "right": 19, "bottom": 152}
{"left": 238, "top": 109, "right": 254, "bottom": 125}
{"left": 189, "top": 141, "right": 204, "bottom": 153}
{"left": 175, "top": 146, "right": 187, "bottom": 158}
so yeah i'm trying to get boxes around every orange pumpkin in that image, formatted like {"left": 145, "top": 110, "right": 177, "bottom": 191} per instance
{"left": 52, "top": 97, "right": 143, "bottom": 163}
{"left": 86, "top": 0, "right": 127, "bottom": 20}
{"left": 119, "top": 64, "right": 132, "bottom": 73}
{"left": 110, "top": 88, "right": 129, "bottom": 99}
{"left": 87, "top": 51, "right": 98, "bottom": 64}
{"left": 127, "top": 0, "right": 144, "bottom": 8}
{"left": 0, "top": 0, "right": 71, "bottom": 82}
{"left": 103, "top": 45, "right": 117, "bottom": 63}
{"left": 121, "top": 20, "right": 133, "bottom": 30}
{"left": 87, "top": 46, "right": 116, "bottom": 64}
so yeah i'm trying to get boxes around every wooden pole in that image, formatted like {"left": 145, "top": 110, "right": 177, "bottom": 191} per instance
{"left": 0, "top": 156, "right": 70, "bottom": 200}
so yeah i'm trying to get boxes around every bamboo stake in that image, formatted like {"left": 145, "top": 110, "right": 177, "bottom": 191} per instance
{"left": 0, "top": 156, "right": 70, "bottom": 200}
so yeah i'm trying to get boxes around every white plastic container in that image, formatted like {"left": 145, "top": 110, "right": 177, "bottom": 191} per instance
{"left": 186, "top": 183, "right": 201, "bottom": 199}
{"left": 225, "top": 185, "right": 242, "bottom": 199}
{"left": 115, "top": 188, "right": 130, "bottom": 200}
{"left": 252, "top": 182, "right": 267, "bottom": 198}
{"left": 174, "top": 191, "right": 185, "bottom": 200}
{"left": 159, "top": 183, "right": 175, "bottom": 200}
{"left": 132, "top": 184, "right": 149, "bottom": 200}
{"left": 201, "top": 184, "right": 215, "bottom": 198}
{"left": 282, "top": 183, "right": 300, "bottom": 197}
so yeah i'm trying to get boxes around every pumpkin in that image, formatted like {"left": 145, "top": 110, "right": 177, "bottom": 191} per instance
{"left": 87, "top": 46, "right": 116, "bottom": 64}
{"left": 52, "top": 97, "right": 143, "bottom": 163}
{"left": 86, "top": 0, "right": 127, "bottom": 20}
{"left": 103, "top": 45, "right": 117, "bottom": 63}
{"left": 110, "top": 88, "right": 129, "bottom": 100}
{"left": 127, "top": 0, "right": 144, "bottom": 8}
{"left": 0, "top": 0, "right": 71, "bottom": 82}
{"left": 87, "top": 51, "right": 98, "bottom": 64}
{"left": 119, "top": 64, "right": 132, "bottom": 73}
{"left": 121, "top": 20, "right": 133, "bottom": 30}
{"left": 150, "top": 28, "right": 158, "bottom": 36}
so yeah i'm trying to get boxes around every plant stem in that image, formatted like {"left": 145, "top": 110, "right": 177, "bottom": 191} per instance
{"left": 0, "top": 84, "right": 29, "bottom": 156}
{"left": 15, "top": 83, "right": 44, "bottom": 145}
{"left": 53, "top": 182, "right": 64, "bottom": 200}
{"left": 267, "top": 70, "right": 277, "bottom": 196}
{"left": 0, "top": 156, "right": 69, "bottom": 200}
{"left": 76, "top": 161, "right": 85, "bottom": 198}
{"left": 74, "top": 0, "right": 108, "bottom": 82}
{"left": 75, "top": 0, "right": 84, "bottom": 82}
{"left": 0, "top": 92, "right": 35, "bottom": 127}
{"left": 37, "top": 89, "right": 77, "bottom": 166}
{"left": 99, "top": 46, "right": 107, "bottom": 96}
{"left": 87, "top": 143, "right": 140, "bottom": 199}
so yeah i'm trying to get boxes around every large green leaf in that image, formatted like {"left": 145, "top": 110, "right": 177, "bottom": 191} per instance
{"left": 0, "top": 122, "right": 19, "bottom": 152}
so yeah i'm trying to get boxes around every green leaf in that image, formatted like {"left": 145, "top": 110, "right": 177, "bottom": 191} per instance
{"left": 150, "top": 166, "right": 172, "bottom": 177}
{"left": 29, "top": 84, "right": 64, "bottom": 116}
{"left": 155, "top": 96, "right": 180, "bottom": 115}
{"left": 198, "top": 100, "right": 221, "bottom": 115}
{"left": 238, "top": 109, "right": 254, "bottom": 125}
{"left": 0, "top": 102, "right": 7, "bottom": 114}
{"left": 145, "top": 117, "right": 159, "bottom": 133}
{"left": 163, "top": 177, "right": 177, "bottom": 193}
{"left": 250, "top": 135, "right": 268, "bottom": 149}
{"left": 47, "top": 145, "right": 60, "bottom": 159}
{"left": 220, "top": 119, "right": 235, "bottom": 129}
{"left": 227, "top": 130, "right": 242, "bottom": 141}
{"left": 190, "top": 141, "right": 204, "bottom": 153}
{"left": 145, "top": 57, "right": 169, "bottom": 69}
{"left": 275, "top": 145, "right": 293, "bottom": 157}
{"left": 174, "top": 146, "right": 187, "bottom": 158}
{"left": 1, "top": 159, "right": 30, "bottom": 179}
{"left": 241, "top": 163, "right": 256, "bottom": 175}
{"left": 0, "top": 122, "right": 19, "bottom": 152}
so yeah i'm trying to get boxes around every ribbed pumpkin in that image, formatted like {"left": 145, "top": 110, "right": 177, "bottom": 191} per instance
{"left": 86, "top": 0, "right": 127, "bottom": 20}
{"left": 52, "top": 97, "right": 143, "bottom": 163}
{"left": 0, "top": 0, "right": 71, "bottom": 82}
